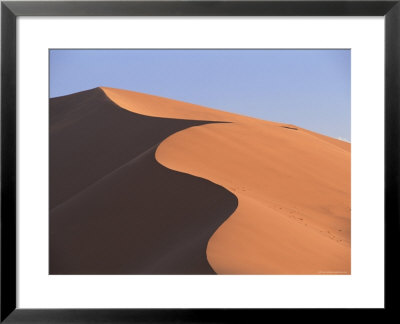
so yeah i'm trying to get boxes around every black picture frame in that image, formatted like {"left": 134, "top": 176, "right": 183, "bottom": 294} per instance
{"left": 1, "top": 0, "right": 399, "bottom": 322}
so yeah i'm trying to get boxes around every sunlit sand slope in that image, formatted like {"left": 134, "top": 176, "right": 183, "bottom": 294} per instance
{"left": 103, "top": 87, "right": 351, "bottom": 275}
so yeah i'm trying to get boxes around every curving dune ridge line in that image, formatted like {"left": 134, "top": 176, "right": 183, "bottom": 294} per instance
{"left": 102, "top": 87, "right": 351, "bottom": 275}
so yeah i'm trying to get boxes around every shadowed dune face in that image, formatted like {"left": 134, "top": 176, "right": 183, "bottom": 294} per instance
{"left": 50, "top": 88, "right": 238, "bottom": 274}
{"left": 103, "top": 87, "right": 351, "bottom": 275}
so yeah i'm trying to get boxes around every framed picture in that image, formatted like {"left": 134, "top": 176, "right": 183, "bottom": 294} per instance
{"left": 1, "top": 0, "right": 399, "bottom": 322}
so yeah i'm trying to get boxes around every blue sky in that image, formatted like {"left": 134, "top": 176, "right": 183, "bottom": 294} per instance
{"left": 50, "top": 49, "right": 350, "bottom": 140}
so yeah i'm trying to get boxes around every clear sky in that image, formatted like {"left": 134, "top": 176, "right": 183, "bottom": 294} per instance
{"left": 50, "top": 49, "right": 350, "bottom": 141}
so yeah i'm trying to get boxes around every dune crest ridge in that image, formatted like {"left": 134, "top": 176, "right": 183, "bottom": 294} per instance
{"left": 102, "top": 87, "right": 351, "bottom": 275}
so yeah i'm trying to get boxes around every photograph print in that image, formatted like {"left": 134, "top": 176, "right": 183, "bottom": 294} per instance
{"left": 49, "top": 49, "right": 351, "bottom": 275}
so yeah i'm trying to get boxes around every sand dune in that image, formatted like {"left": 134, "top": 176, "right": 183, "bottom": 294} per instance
{"left": 102, "top": 87, "right": 351, "bottom": 274}
{"left": 50, "top": 88, "right": 237, "bottom": 274}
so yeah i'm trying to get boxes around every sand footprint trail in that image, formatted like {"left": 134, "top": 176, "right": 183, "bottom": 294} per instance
{"left": 103, "top": 87, "right": 351, "bottom": 275}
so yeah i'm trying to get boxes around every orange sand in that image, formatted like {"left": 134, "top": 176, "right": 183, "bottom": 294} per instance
{"left": 102, "top": 87, "right": 351, "bottom": 274}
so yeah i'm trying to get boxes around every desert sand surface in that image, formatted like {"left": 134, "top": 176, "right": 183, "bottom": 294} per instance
{"left": 102, "top": 87, "right": 351, "bottom": 275}
{"left": 50, "top": 88, "right": 237, "bottom": 274}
